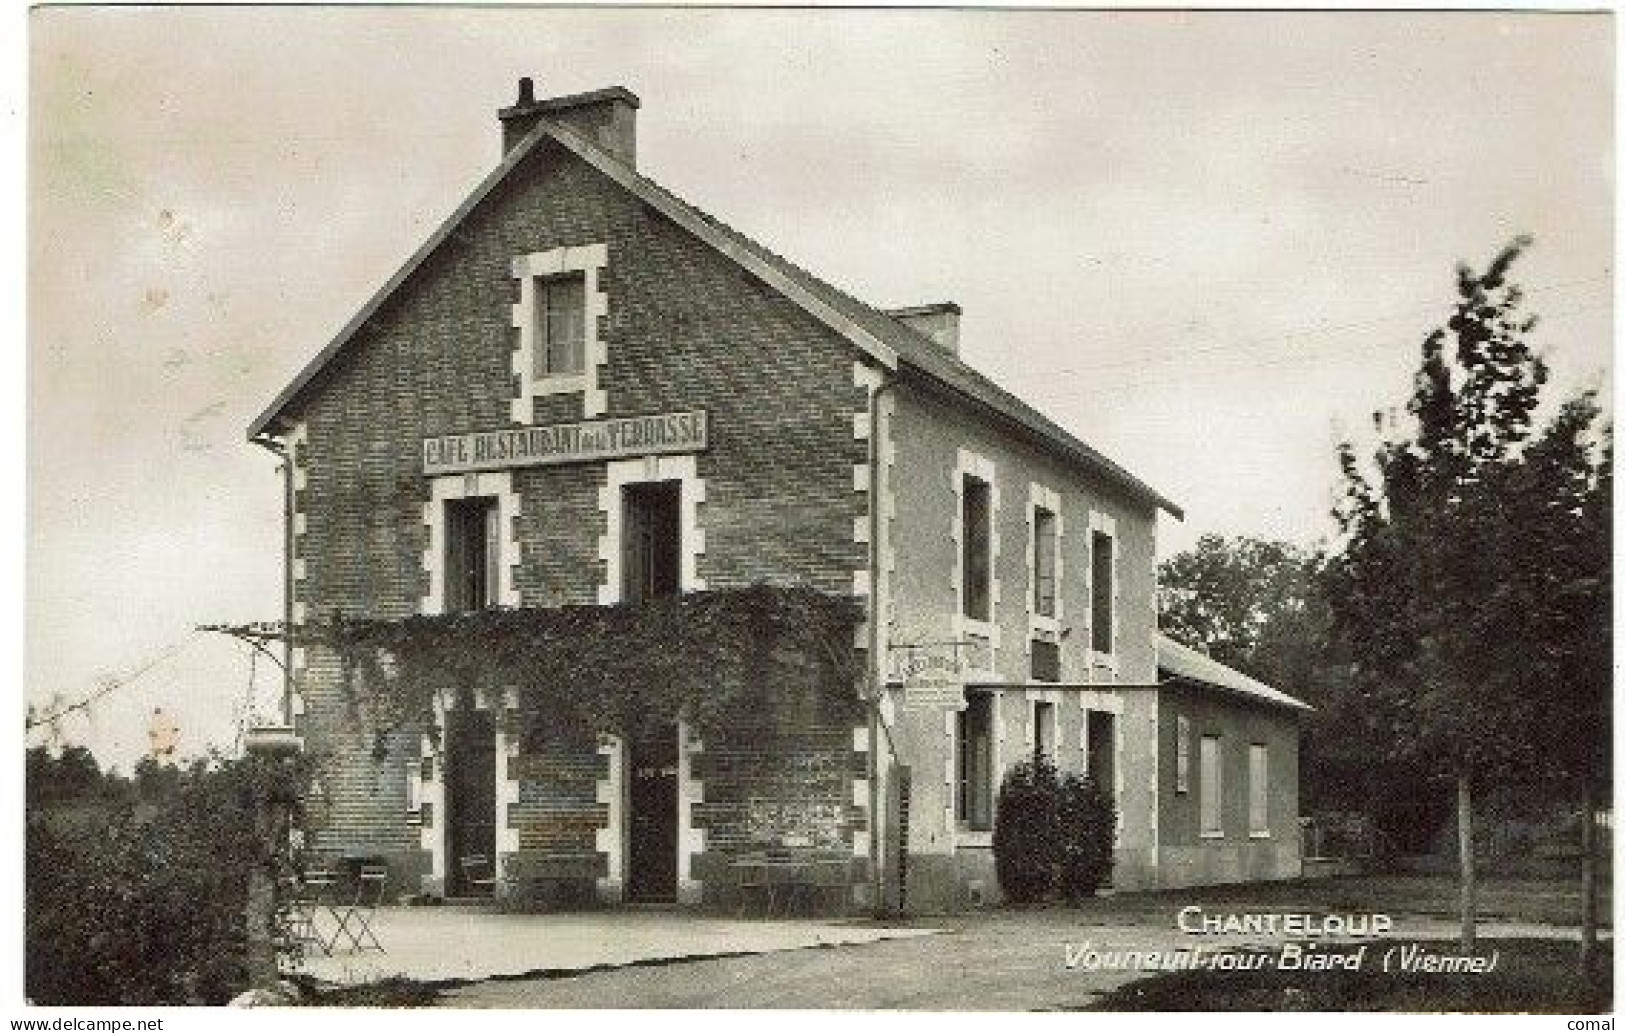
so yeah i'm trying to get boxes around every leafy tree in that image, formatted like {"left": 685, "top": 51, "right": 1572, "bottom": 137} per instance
{"left": 1158, "top": 534, "right": 1317, "bottom": 678}
{"left": 1324, "top": 236, "right": 1609, "bottom": 957}
{"left": 26, "top": 744, "right": 118, "bottom": 807}
{"left": 1157, "top": 537, "right": 1376, "bottom": 823}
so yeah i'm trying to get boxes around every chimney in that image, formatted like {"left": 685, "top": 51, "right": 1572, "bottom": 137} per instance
{"left": 885, "top": 302, "right": 962, "bottom": 356}
{"left": 499, "top": 78, "right": 640, "bottom": 167}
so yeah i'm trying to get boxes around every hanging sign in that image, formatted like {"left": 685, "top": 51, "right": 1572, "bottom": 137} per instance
{"left": 423, "top": 410, "right": 708, "bottom": 476}
{"left": 890, "top": 642, "right": 986, "bottom": 710}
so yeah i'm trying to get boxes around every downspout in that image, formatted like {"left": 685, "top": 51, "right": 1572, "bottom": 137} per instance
{"left": 866, "top": 372, "right": 899, "bottom": 917}
{"left": 251, "top": 433, "right": 294, "bottom": 726}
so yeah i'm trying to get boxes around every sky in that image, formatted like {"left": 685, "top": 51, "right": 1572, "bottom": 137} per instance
{"left": 23, "top": 7, "right": 1614, "bottom": 771}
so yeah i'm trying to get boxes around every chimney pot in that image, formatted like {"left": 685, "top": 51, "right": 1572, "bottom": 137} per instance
{"left": 517, "top": 77, "right": 535, "bottom": 105}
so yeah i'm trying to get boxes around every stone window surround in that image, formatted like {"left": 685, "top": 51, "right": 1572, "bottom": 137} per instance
{"left": 510, "top": 243, "right": 609, "bottom": 422}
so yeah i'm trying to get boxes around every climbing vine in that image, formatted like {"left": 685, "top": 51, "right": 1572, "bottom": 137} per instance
{"left": 328, "top": 586, "right": 865, "bottom": 755}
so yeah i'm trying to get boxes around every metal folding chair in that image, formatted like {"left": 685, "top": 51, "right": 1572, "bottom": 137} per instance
{"left": 331, "top": 863, "right": 388, "bottom": 954}
{"left": 287, "top": 869, "right": 339, "bottom": 957}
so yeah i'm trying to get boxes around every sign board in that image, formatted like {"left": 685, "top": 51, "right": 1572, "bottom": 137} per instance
{"left": 901, "top": 681, "right": 965, "bottom": 710}
{"left": 423, "top": 410, "right": 708, "bottom": 476}
{"left": 890, "top": 642, "right": 986, "bottom": 710}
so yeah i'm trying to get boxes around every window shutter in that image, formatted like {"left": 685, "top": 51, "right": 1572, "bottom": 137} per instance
{"left": 1200, "top": 736, "right": 1222, "bottom": 836}
{"left": 1249, "top": 744, "right": 1269, "bottom": 835}
{"left": 1175, "top": 715, "right": 1190, "bottom": 794}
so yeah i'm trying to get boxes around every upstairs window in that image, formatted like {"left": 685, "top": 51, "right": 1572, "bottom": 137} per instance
{"left": 1090, "top": 529, "right": 1114, "bottom": 653}
{"left": 1033, "top": 506, "right": 1057, "bottom": 618}
{"left": 962, "top": 475, "right": 992, "bottom": 622}
{"left": 446, "top": 497, "right": 499, "bottom": 612}
{"left": 536, "top": 273, "right": 586, "bottom": 378}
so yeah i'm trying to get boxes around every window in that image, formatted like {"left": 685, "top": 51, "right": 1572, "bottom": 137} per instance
{"left": 622, "top": 482, "right": 681, "bottom": 604}
{"left": 956, "top": 692, "right": 994, "bottom": 831}
{"left": 1175, "top": 715, "right": 1191, "bottom": 794}
{"left": 1249, "top": 744, "right": 1270, "bottom": 837}
{"left": 1030, "top": 638, "right": 1060, "bottom": 683}
{"left": 962, "top": 475, "right": 992, "bottom": 621}
{"left": 1087, "top": 710, "right": 1116, "bottom": 800}
{"left": 1032, "top": 701, "right": 1055, "bottom": 763}
{"left": 1090, "top": 530, "right": 1114, "bottom": 653}
{"left": 1033, "top": 506, "right": 1057, "bottom": 617}
{"left": 446, "top": 498, "right": 499, "bottom": 611}
{"left": 536, "top": 273, "right": 586, "bottom": 377}
{"left": 1199, "top": 735, "right": 1223, "bottom": 837}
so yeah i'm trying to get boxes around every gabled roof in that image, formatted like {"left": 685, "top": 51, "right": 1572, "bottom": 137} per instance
{"left": 1155, "top": 633, "right": 1313, "bottom": 713}
{"left": 247, "top": 112, "right": 1182, "bottom": 519}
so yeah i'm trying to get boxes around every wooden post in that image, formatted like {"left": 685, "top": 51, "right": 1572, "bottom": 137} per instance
{"left": 1457, "top": 773, "right": 1476, "bottom": 952}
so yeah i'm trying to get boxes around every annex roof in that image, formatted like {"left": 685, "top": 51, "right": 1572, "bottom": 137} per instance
{"left": 248, "top": 109, "right": 1182, "bottom": 519}
{"left": 1155, "top": 633, "right": 1313, "bottom": 713}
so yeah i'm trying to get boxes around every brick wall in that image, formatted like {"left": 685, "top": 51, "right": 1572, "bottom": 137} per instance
{"left": 691, "top": 720, "right": 869, "bottom": 914}
{"left": 285, "top": 135, "right": 873, "bottom": 895}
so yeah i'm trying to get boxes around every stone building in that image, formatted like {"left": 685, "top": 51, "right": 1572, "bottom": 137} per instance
{"left": 248, "top": 80, "right": 1309, "bottom": 913}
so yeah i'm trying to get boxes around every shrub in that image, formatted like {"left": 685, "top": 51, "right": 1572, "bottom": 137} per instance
{"left": 992, "top": 757, "right": 1061, "bottom": 904}
{"left": 992, "top": 758, "right": 1117, "bottom": 905}
{"left": 25, "top": 755, "right": 297, "bottom": 1005}
{"left": 1056, "top": 772, "right": 1116, "bottom": 901}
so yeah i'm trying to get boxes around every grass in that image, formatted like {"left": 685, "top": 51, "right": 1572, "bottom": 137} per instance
{"left": 1086, "top": 938, "right": 1612, "bottom": 1013}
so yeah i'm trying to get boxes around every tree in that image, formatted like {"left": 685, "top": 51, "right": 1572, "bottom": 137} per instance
{"left": 1324, "top": 236, "right": 1610, "bottom": 957}
{"left": 1158, "top": 534, "right": 1316, "bottom": 678}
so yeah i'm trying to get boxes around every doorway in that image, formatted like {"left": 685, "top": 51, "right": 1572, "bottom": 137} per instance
{"left": 444, "top": 704, "right": 496, "bottom": 897}
{"left": 625, "top": 723, "right": 680, "bottom": 902}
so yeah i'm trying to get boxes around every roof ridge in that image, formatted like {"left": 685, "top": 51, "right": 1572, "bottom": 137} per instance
{"left": 246, "top": 106, "right": 1182, "bottom": 520}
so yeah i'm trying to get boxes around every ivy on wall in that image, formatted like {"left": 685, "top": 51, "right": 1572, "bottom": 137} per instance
{"left": 327, "top": 586, "right": 865, "bottom": 755}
